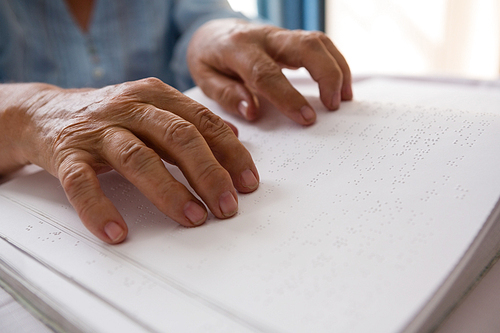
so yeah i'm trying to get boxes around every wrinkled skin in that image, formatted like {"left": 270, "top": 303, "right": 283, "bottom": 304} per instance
{"left": 0, "top": 18, "right": 352, "bottom": 245}
{"left": 188, "top": 19, "right": 352, "bottom": 125}
{"left": 0, "top": 79, "right": 259, "bottom": 243}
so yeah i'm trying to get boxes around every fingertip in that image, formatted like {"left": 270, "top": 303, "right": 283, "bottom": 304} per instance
{"left": 104, "top": 221, "right": 128, "bottom": 244}
{"left": 239, "top": 168, "right": 259, "bottom": 192}
{"left": 219, "top": 190, "right": 238, "bottom": 218}
{"left": 341, "top": 83, "right": 353, "bottom": 101}
{"left": 300, "top": 105, "right": 316, "bottom": 125}
{"left": 238, "top": 98, "right": 259, "bottom": 121}
{"left": 200, "top": 70, "right": 261, "bottom": 121}
{"left": 331, "top": 91, "right": 341, "bottom": 110}
{"left": 238, "top": 100, "right": 250, "bottom": 119}
{"left": 183, "top": 200, "right": 208, "bottom": 226}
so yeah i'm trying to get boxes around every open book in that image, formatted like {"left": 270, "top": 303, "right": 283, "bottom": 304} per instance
{"left": 0, "top": 73, "right": 499, "bottom": 332}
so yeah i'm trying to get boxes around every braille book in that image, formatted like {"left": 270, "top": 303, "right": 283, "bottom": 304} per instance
{"left": 0, "top": 72, "right": 499, "bottom": 332}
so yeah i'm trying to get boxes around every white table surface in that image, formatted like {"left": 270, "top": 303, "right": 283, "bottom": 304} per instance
{"left": 1, "top": 75, "right": 499, "bottom": 332}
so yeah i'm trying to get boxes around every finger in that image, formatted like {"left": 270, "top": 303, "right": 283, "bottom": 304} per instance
{"left": 224, "top": 120, "right": 239, "bottom": 137}
{"left": 57, "top": 153, "right": 128, "bottom": 244}
{"left": 123, "top": 79, "right": 260, "bottom": 194}
{"left": 140, "top": 104, "right": 259, "bottom": 194}
{"left": 265, "top": 30, "right": 346, "bottom": 110}
{"left": 222, "top": 50, "right": 317, "bottom": 125}
{"left": 194, "top": 67, "right": 261, "bottom": 121}
{"left": 319, "top": 35, "right": 353, "bottom": 101}
{"left": 99, "top": 128, "right": 213, "bottom": 225}
{"left": 102, "top": 119, "right": 239, "bottom": 219}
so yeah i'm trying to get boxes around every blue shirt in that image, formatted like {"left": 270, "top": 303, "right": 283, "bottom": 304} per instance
{"left": 0, "top": 0, "right": 243, "bottom": 91}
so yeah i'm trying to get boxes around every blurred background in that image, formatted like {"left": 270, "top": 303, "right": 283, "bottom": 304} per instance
{"left": 227, "top": 0, "right": 500, "bottom": 80}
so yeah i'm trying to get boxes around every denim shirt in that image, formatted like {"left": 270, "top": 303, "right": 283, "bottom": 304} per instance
{"left": 0, "top": 0, "right": 243, "bottom": 90}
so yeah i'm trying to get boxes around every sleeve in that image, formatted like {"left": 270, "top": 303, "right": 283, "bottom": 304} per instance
{"left": 170, "top": 0, "right": 247, "bottom": 91}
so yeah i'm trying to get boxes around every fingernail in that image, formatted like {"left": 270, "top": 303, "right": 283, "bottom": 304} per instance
{"left": 300, "top": 105, "right": 316, "bottom": 123}
{"left": 104, "top": 222, "right": 124, "bottom": 242}
{"left": 238, "top": 100, "right": 249, "bottom": 118}
{"left": 332, "top": 91, "right": 341, "bottom": 109}
{"left": 219, "top": 191, "right": 238, "bottom": 217}
{"left": 183, "top": 201, "right": 207, "bottom": 226}
{"left": 240, "top": 169, "right": 259, "bottom": 190}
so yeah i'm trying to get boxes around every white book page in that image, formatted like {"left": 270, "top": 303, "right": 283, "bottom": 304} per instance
{"left": 1, "top": 76, "right": 499, "bottom": 333}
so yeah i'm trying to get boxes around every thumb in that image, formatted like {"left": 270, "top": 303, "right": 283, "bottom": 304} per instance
{"left": 58, "top": 157, "right": 128, "bottom": 244}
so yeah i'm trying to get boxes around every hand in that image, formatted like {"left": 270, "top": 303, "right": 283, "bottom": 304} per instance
{"left": 1, "top": 78, "right": 259, "bottom": 243}
{"left": 187, "top": 19, "right": 352, "bottom": 126}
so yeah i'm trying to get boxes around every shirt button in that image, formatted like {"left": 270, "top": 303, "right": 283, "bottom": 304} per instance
{"left": 93, "top": 67, "right": 104, "bottom": 79}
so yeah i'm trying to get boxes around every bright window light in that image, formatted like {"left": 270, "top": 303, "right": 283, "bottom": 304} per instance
{"left": 326, "top": 0, "right": 500, "bottom": 79}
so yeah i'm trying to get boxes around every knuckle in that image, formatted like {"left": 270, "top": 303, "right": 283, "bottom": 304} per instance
{"left": 121, "top": 77, "right": 169, "bottom": 97}
{"left": 162, "top": 118, "right": 200, "bottom": 149}
{"left": 309, "top": 30, "right": 327, "bottom": 39}
{"left": 118, "top": 141, "right": 159, "bottom": 173}
{"left": 197, "top": 108, "right": 231, "bottom": 142}
{"left": 155, "top": 181, "right": 187, "bottom": 212}
{"left": 228, "top": 28, "right": 250, "bottom": 44}
{"left": 59, "top": 163, "right": 97, "bottom": 204}
{"left": 138, "top": 77, "right": 165, "bottom": 88}
{"left": 196, "top": 161, "right": 229, "bottom": 187}
{"left": 300, "top": 32, "right": 325, "bottom": 52}
{"left": 77, "top": 194, "right": 103, "bottom": 221}
{"left": 52, "top": 122, "right": 86, "bottom": 152}
{"left": 316, "top": 31, "right": 331, "bottom": 44}
{"left": 250, "top": 60, "right": 282, "bottom": 88}
{"left": 216, "top": 84, "right": 235, "bottom": 105}
{"left": 227, "top": 24, "right": 262, "bottom": 44}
